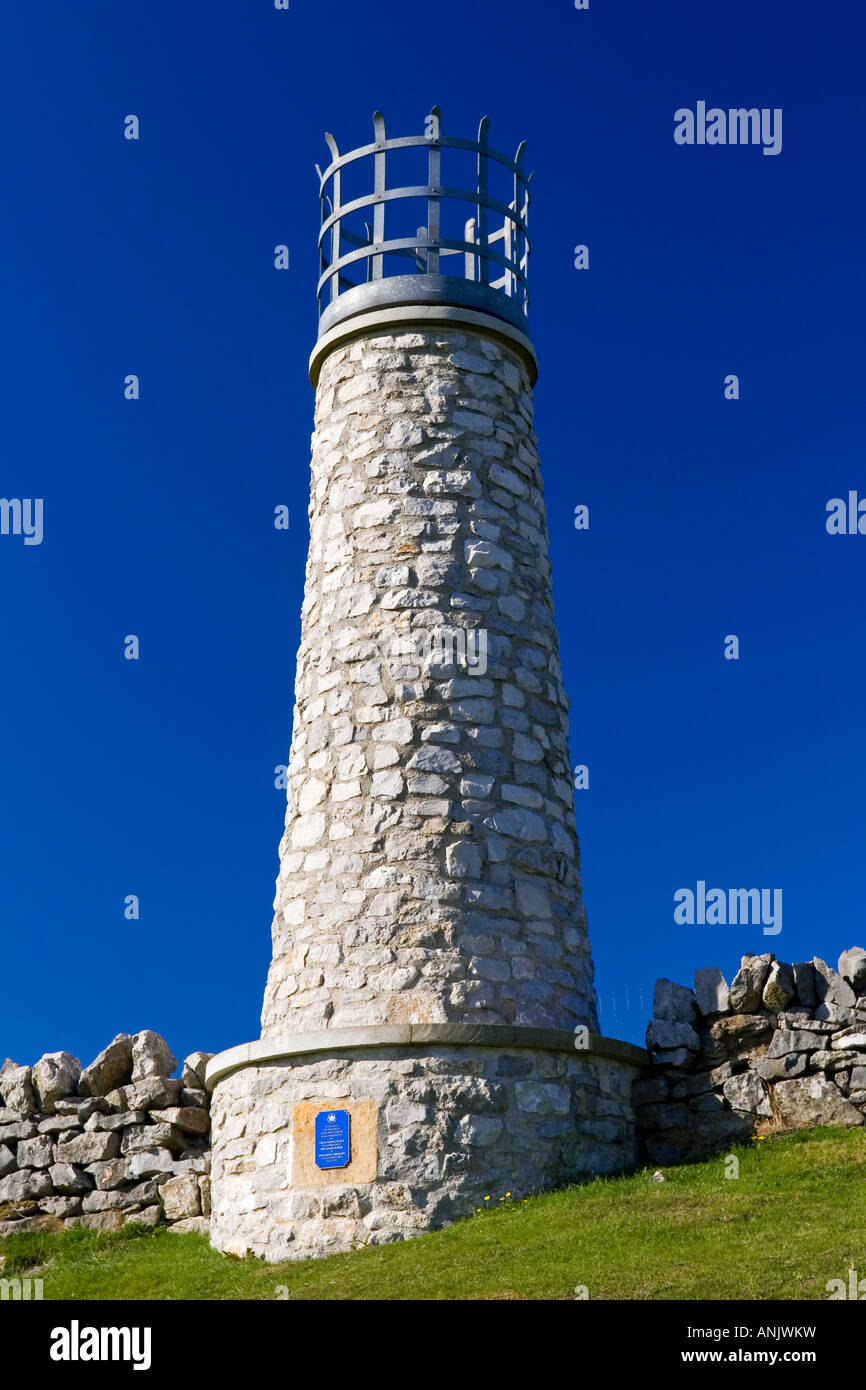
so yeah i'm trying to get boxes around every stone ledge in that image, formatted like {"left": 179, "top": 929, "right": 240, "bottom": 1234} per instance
{"left": 309, "top": 305, "right": 538, "bottom": 388}
{"left": 205, "top": 1025, "right": 649, "bottom": 1091}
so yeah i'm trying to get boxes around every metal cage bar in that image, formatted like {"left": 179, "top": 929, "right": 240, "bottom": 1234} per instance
{"left": 315, "top": 110, "right": 533, "bottom": 329}
{"left": 476, "top": 116, "right": 490, "bottom": 288}
{"left": 317, "top": 133, "right": 530, "bottom": 187}
{"left": 319, "top": 185, "right": 529, "bottom": 248}
{"left": 317, "top": 234, "right": 529, "bottom": 303}
{"left": 371, "top": 111, "right": 387, "bottom": 282}
{"left": 426, "top": 106, "right": 442, "bottom": 277}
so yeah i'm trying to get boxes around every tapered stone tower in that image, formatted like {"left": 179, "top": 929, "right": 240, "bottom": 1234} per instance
{"left": 207, "top": 110, "right": 644, "bottom": 1261}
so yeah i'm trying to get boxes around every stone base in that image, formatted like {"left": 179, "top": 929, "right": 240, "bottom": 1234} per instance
{"left": 208, "top": 1032, "right": 645, "bottom": 1262}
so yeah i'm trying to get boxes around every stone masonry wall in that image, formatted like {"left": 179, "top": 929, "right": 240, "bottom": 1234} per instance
{"left": 636, "top": 948, "right": 866, "bottom": 1164}
{"left": 262, "top": 327, "right": 596, "bottom": 1037}
{"left": 0, "top": 1032, "right": 212, "bottom": 1237}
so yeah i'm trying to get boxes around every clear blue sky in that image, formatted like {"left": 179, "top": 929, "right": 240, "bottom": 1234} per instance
{"left": 1, "top": 0, "right": 863, "bottom": 1064}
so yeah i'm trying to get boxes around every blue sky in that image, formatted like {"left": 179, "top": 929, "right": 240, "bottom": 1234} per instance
{"left": 1, "top": 0, "right": 863, "bottom": 1064}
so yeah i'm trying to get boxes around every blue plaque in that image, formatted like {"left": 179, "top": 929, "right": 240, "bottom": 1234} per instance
{"left": 314, "top": 1108, "right": 351, "bottom": 1170}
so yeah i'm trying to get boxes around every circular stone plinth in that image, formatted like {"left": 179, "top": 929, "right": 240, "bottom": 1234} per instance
{"left": 207, "top": 1028, "right": 647, "bottom": 1261}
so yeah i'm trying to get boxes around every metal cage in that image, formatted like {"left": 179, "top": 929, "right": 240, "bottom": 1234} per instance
{"left": 315, "top": 108, "right": 533, "bottom": 340}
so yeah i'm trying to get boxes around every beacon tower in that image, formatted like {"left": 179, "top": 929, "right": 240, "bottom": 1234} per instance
{"left": 207, "top": 111, "right": 643, "bottom": 1261}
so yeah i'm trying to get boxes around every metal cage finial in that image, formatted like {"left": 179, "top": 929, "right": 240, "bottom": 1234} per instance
{"left": 314, "top": 108, "right": 533, "bottom": 341}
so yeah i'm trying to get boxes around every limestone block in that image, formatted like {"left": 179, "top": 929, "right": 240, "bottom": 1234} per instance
{"left": 32, "top": 1052, "right": 81, "bottom": 1114}
{"left": 159, "top": 1173, "right": 201, "bottom": 1221}
{"left": 766, "top": 1029, "right": 824, "bottom": 1058}
{"left": 646, "top": 1019, "right": 699, "bottom": 1053}
{"left": 78, "top": 1035, "right": 133, "bottom": 1097}
{"left": 16, "top": 1136, "right": 53, "bottom": 1169}
{"left": 729, "top": 955, "right": 774, "bottom": 1013}
{"left": 49, "top": 1162, "right": 93, "bottom": 1195}
{"left": 37, "top": 1115, "right": 81, "bottom": 1135}
{"left": 131, "top": 1031, "right": 178, "bottom": 1082}
{"left": 813, "top": 958, "right": 856, "bottom": 1009}
{"left": 839, "top": 948, "right": 866, "bottom": 993}
{"left": 722, "top": 1073, "right": 772, "bottom": 1116}
{"left": 148, "top": 1106, "right": 210, "bottom": 1135}
{"left": 762, "top": 962, "right": 795, "bottom": 1012}
{"left": 0, "top": 1060, "right": 36, "bottom": 1114}
{"left": 55, "top": 1132, "right": 120, "bottom": 1165}
{"left": 168, "top": 1216, "right": 210, "bottom": 1235}
{"left": 653, "top": 980, "right": 697, "bottom": 1025}
{"left": 0, "top": 1169, "right": 52, "bottom": 1201}
{"left": 109, "top": 1078, "right": 183, "bottom": 1111}
{"left": 770, "top": 1075, "right": 862, "bottom": 1128}
{"left": 694, "top": 968, "right": 730, "bottom": 1016}
{"left": 181, "top": 1052, "right": 214, "bottom": 1090}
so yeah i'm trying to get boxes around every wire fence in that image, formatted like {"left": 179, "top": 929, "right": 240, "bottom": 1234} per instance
{"left": 595, "top": 987, "right": 650, "bottom": 1029}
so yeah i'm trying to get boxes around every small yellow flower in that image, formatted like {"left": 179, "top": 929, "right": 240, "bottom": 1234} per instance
{"left": 484, "top": 1195, "right": 490, "bottom": 1201}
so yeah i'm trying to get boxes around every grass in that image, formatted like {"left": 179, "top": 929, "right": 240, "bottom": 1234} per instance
{"left": 3, "top": 1126, "right": 866, "bottom": 1300}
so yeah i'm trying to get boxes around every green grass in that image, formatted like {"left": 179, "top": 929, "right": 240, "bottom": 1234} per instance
{"left": 4, "top": 1127, "right": 866, "bottom": 1300}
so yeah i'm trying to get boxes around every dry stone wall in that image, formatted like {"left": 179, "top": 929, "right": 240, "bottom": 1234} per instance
{"left": 262, "top": 327, "right": 596, "bottom": 1037}
{"left": 0, "top": 1032, "right": 212, "bottom": 1236}
{"left": 636, "top": 948, "right": 866, "bottom": 1164}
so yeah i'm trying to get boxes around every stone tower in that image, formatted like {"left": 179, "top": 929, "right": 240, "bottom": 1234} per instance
{"left": 207, "top": 110, "right": 643, "bottom": 1261}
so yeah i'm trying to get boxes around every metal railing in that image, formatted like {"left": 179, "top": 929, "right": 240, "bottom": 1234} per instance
{"left": 315, "top": 108, "right": 532, "bottom": 336}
